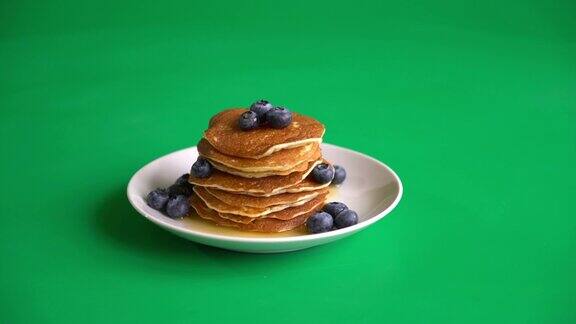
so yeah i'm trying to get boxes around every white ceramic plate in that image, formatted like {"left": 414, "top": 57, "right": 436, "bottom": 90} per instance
{"left": 127, "top": 144, "right": 403, "bottom": 253}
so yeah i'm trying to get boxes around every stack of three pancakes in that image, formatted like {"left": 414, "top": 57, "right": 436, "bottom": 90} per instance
{"left": 189, "top": 109, "right": 330, "bottom": 232}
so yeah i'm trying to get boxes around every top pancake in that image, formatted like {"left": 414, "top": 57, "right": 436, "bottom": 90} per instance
{"left": 204, "top": 109, "right": 325, "bottom": 159}
{"left": 198, "top": 138, "right": 320, "bottom": 172}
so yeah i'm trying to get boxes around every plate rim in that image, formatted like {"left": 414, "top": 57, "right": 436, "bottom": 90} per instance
{"left": 127, "top": 143, "right": 403, "bottom": 243}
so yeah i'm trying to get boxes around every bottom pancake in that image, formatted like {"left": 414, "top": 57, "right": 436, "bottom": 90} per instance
{"left": 190, "top": 195, "right": 322, "bottom": 232}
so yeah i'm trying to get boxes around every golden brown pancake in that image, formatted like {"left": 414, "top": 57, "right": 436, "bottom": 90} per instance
{"left": 194, "top": 186, "right": 319, "bottom": 217}
{"left": 218, "top": 194, "right": 327, "bottom": 223}
{"left": 211, "top": 211, "right": 254, "bottom": 224}
{"left": 198, "top": 138, "right": 320, "bottom": 172}
{"left": 209, "top": 160, "right": 307, "bottom": 178}
{"left": 204, "top": 109, "right": 325, "bottom": 159}
{"left": 190, "top": 194, "right": 322, "bottom": 232}
{"left": 236, "top": 177, "right": 332, "bottom": 197}
{"left": 189, "top": 159, "right": 324, "bottom": 195}
{"left": 208, "top": 152, "right": 317, "bottom": 178}
{"left": 205, "top": 187, "right": 328, "bottom": 208}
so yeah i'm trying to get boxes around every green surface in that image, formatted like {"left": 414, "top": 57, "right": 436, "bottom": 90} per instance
{"left": 1, "top": 0, "right": 575, "bottom": 323}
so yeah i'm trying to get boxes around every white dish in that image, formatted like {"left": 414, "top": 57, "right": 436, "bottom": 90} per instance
{"left": 127, "top": 143, "right": 403, "bottom": 253}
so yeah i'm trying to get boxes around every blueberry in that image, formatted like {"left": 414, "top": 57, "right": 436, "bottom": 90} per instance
{"left": 332, "top": 165, "right": 346, "bottom": 185}
{"left": 146, "top": 188, "right": 169, "bottom": 211}
{"left": 166, "top": 195, "right": 190, "bottom": 219}
{"left": 175, "top": 173, "right": 190, "bottom": 186}
{"left": 173, "top": 173, "right": 194, "bottom": 196}
{"left": 334, "top": 209, "right": 358, "bottom": 229}
{"left": 191, "top": 157, "right": 213, "bottom": 178}
{"left": 322, "top": 202, "right": 349, "bottom": 217}
{"left": 238, "top": 111, "right": 259, "bottom": 130}
{"left": 250, "top": 100, "right": 273, "bottom": 122}
{"left": 168, "top": 184, "right": 193, "bottom": 197}
{"left": 306, "top": 212, "right": 334, "bottom": 234}
{"left": 265, "top": 107, "right": 292, "bottom": 129}
{"left": 311, "top": 163, "right": 334, "bottom": 184}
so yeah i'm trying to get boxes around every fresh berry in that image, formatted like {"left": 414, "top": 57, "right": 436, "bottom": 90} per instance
{"left": 146, "top": 188, "right": 169, "bottom": 210}
{"left": 250, "top": 100, "right": 273, "bottom": 122}
{"left": 322, "top": 202, "right": 349, "bottom": 217}
{"left": 166, "top": 195, "right": 190, "bottom": 218}
{"left": 311, "top": 163, "right": 334, "bottom": 184}
{"left": 168, "top": 184, "right": 193, "bottom": 197}
{"left": 238, "top": 111, "right": 259, "bottom": 130}
{"left": 334, "top": 209, "right": 358, "bottom": 229}
{"left": 265, "top": 107, "right": 292, "bottom": 129}
{"left": 174, "top": 173, "right": 194, "bottom": 195}
{"left": 175, "top": 173, "right": 191, "bottom": 186}
{"left": 191, "top": 157, "right": 213, "bottom": 178}
{"left": 306, "top": 212, "right": 334, "bottom": 234}
{"left": 332, "top": 165, "right": 346, "bottom": 185}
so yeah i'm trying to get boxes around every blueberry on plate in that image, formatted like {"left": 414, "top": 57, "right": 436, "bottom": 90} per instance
{"left": 334, "top": 209, "right": 358, "bottom": 229}
{"left": 238, "top": 111, "right": 259, "bottom": 130}
{"left": 166, "top": 195, "right": 190, "bottom": 219}
{"left": 265, "top": 107, "right": 292, "bottom": 129}
{"left": 250, "top": 100, "right": 273, "bottom": 122}
{"left": 167, "top": 184, "right": 193, "bottom": 197}
{"left": 332, "top": 165, "right": 346, "bottom": 185}
{"left": 311, "top": 163, "right": 334, "bottom": 184}
{"left": 322, "top": 201, "right": 349, "bottom": 217}
{"left": 191, "top": 157, "right": 213, "bottom": 178}
{"left": 175, "top": 173, "right": 191, "bottom": 186}
{"left": 147, "top": 188, "right": 169, "bottom": 211}
{"left": 173, "top": 173, "right": 194, "bottom": 194}
{"left": 306, "top": 211, "right": 334, "bottom": 234}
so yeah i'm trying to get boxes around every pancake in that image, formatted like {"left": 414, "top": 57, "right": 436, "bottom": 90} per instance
{"left": 190, "top": 194, "right": 322, "bottom": 232}
{"left": 204, "top": 109, "right": 325, "bottom": 159}
{"left": 198, "top": 138, "right": 320, "bottom": 172}
{"left": 210, "top": 160, "right": 309, "bottom": 178}
{"left": 190, "top": 159, "right": 324, "bottom": 195}
{"left": 236, "top": 177, "right": 332, "bottom": 197}
{"left": 194, "top": 186, "right": 320, "bottom": 217}
{"left": 205, "top": 187, "right": 328, "bottom": 208}
{"left": 218, "top": 193, "right": 327, "bottom": 223}
{"left": 208, "top": 147, "right": 321, "bottom": 178}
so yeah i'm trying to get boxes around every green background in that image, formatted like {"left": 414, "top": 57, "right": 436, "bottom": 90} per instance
{"left": 1, "top": 0, "right": 575, "bottom": 322}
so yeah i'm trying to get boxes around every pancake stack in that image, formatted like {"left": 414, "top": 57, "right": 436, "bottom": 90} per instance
{"left": 189, "top": 108, "right": 330, "bottom": 232}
